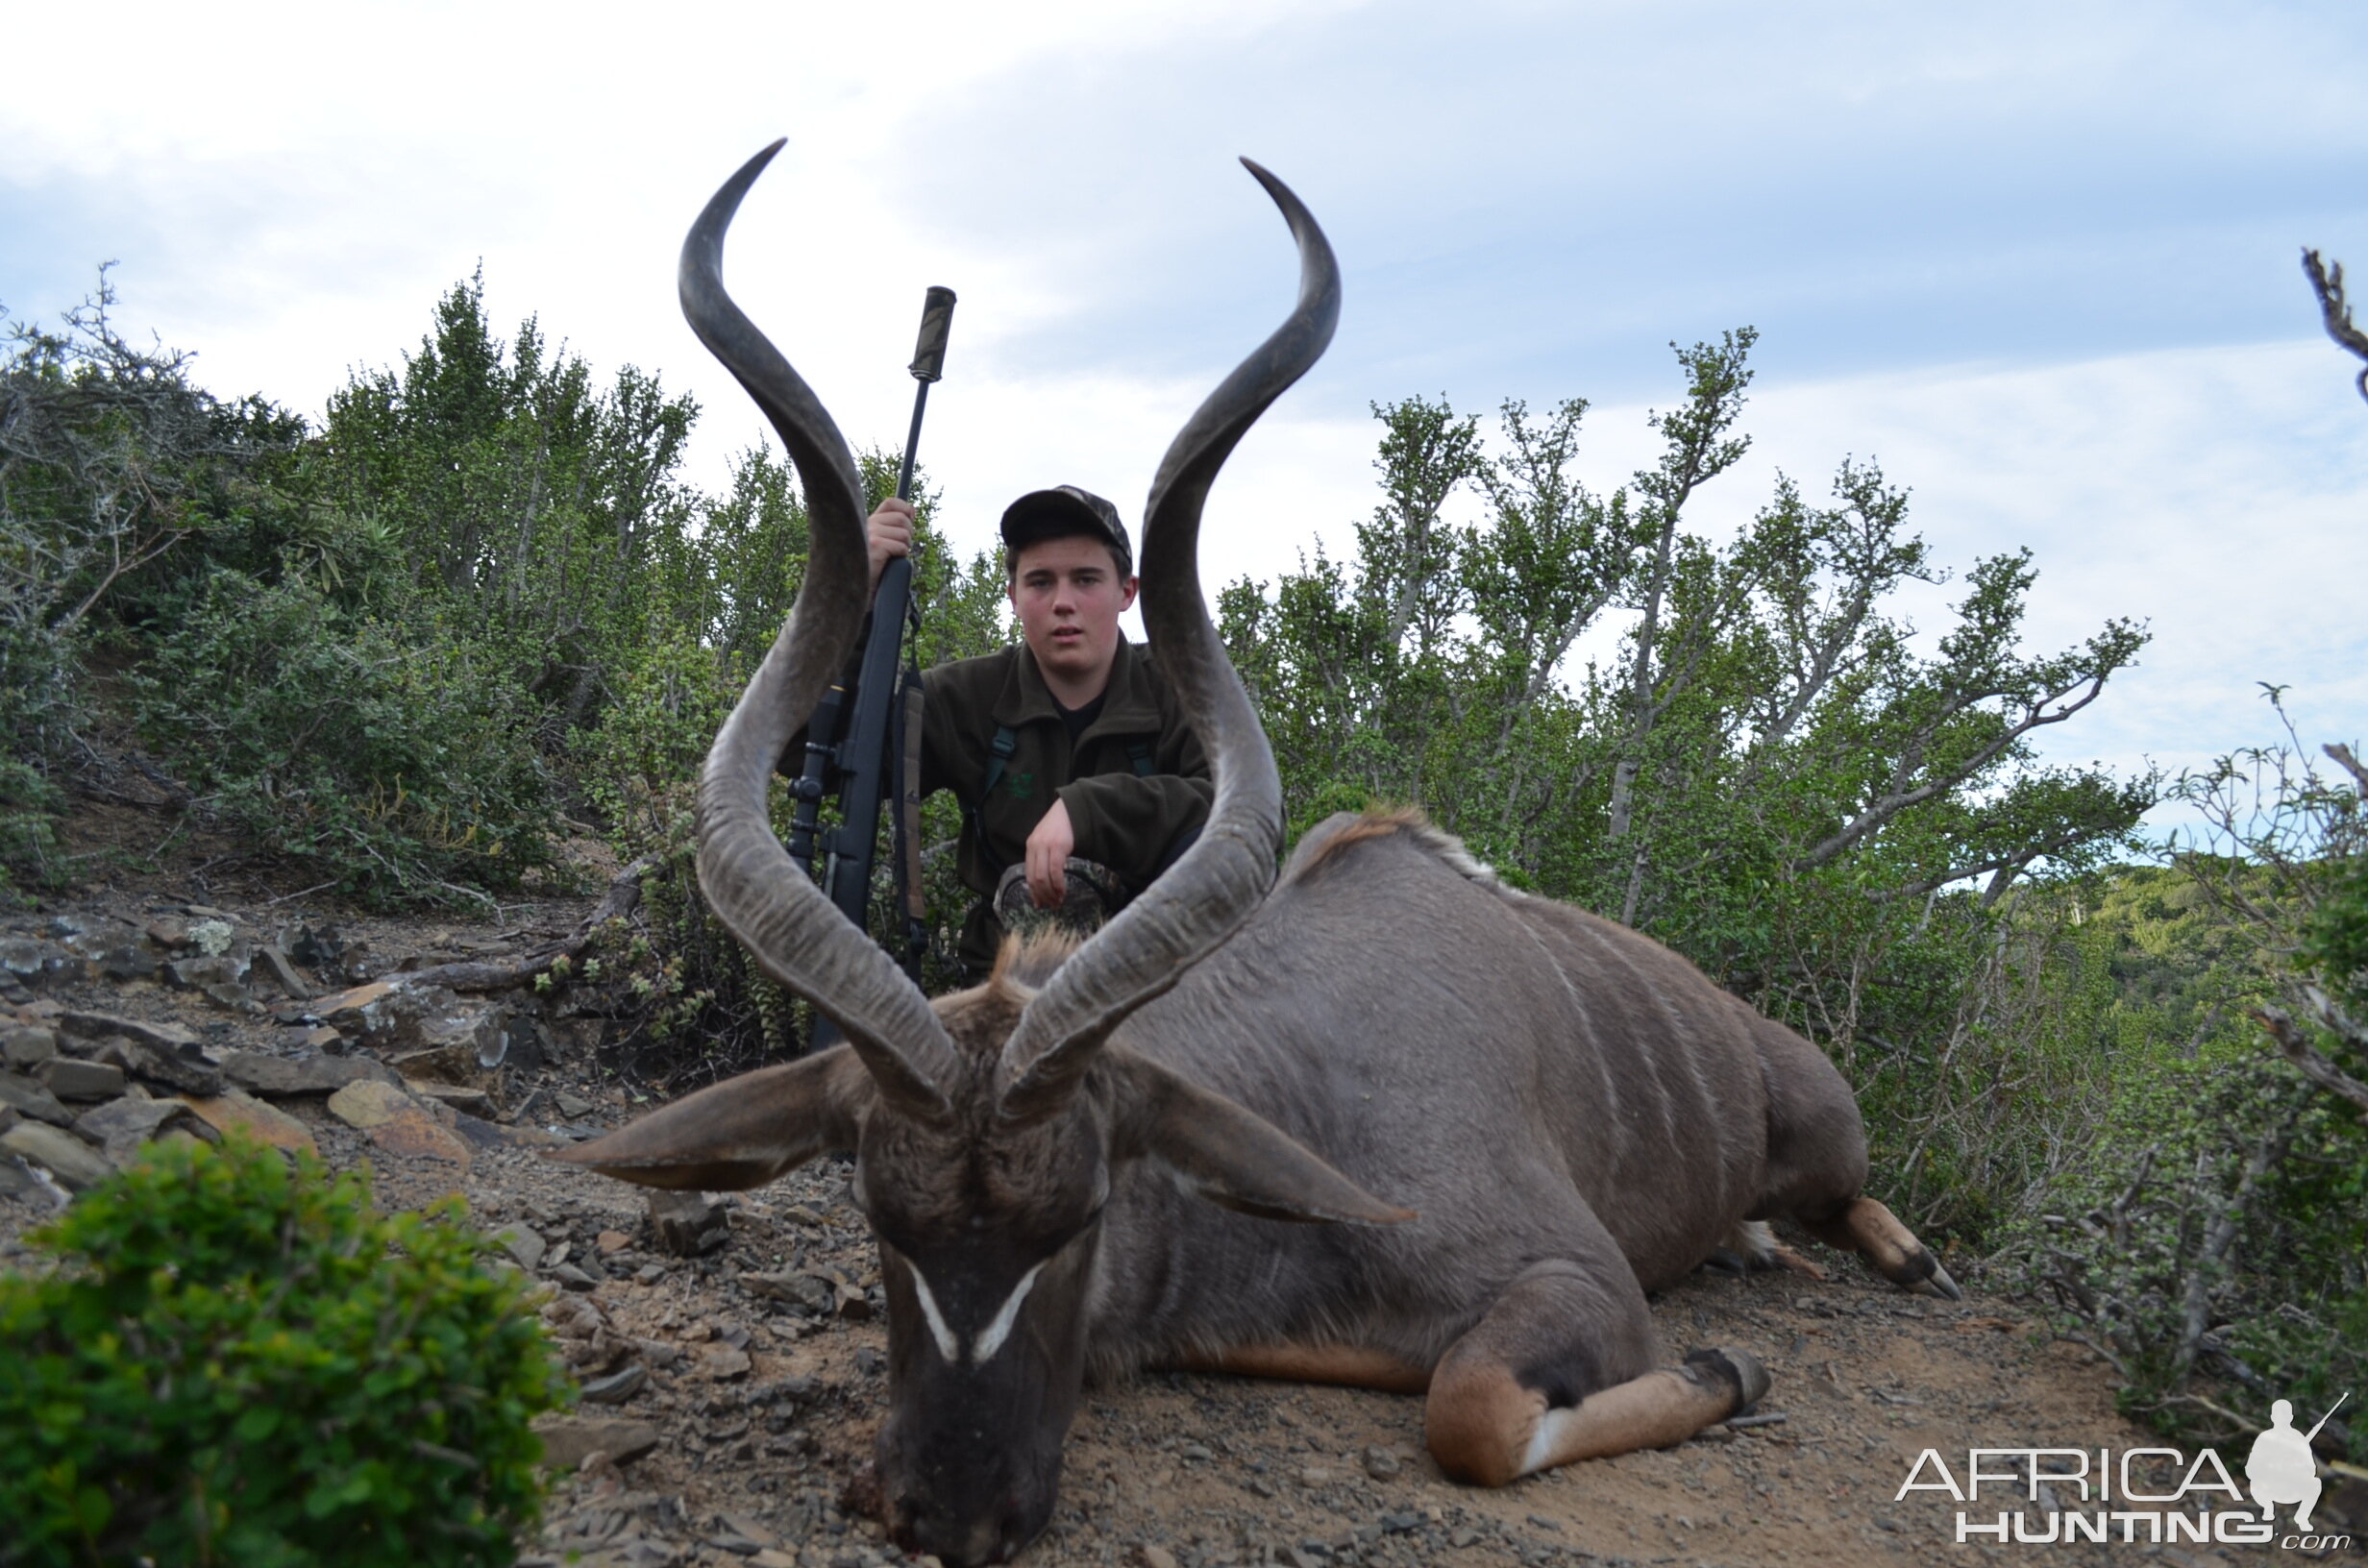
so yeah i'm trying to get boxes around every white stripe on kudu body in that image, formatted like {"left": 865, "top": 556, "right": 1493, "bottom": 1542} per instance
{"left": 904, "top": 1259, "right": 1048, "bottom": 1366}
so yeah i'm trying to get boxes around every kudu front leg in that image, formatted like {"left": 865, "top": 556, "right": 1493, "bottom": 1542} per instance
{"left": 1423, "top": 1260, "right": 1767, "bottom": 1487}
{"left": 1799, "top": 1196, "right": 1962, "bottom": 1300}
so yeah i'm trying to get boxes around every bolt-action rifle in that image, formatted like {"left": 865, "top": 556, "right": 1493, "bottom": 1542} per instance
{"left": 784, "top": 286, "right": 954, "bottom": 1043}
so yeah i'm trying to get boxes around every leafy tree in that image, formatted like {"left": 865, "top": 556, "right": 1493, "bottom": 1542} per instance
{"left": 0, "top": 274, "right": 307, "bottom": 888}
{"left": 320, "top": 270, "right": 702, "bottom": 740}
{"left": 1224, "top": 332, "right": 2156, "bottom": 1112}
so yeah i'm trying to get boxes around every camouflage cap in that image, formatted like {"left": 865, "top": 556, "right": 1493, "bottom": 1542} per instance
{"left": 999, "top": 486, "right": 1131, "bottom": 576}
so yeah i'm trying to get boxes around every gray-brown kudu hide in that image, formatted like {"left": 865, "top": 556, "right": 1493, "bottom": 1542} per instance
{"left": 560, "top": 143, "right": 1957, "bottom": 1568}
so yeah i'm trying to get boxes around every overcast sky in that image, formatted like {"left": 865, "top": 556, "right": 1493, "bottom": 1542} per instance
{"left": 8, "top": 0, "right": 2364, "bottom": 810}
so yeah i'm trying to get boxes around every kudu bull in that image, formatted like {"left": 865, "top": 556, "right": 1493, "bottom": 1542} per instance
{"left": 558, "top": 142, "right": 1961, "bottom": 1567}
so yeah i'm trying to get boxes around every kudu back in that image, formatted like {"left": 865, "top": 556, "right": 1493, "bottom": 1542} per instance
{"left": 558, "top": 145, "right": 1958, "bottom": 1568}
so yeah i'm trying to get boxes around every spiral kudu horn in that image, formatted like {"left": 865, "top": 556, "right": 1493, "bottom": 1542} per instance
{"left": 682, "top": 140, "right": 963, "bottom": 1118}
{"left": 996, "top": 159, "right": 1340, "bottom": 1121}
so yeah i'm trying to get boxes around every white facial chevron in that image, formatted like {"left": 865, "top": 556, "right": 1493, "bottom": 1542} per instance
{"left": 970, "top": 1261, "right": 1047, "bottom": 1364}
{"left": 900, "top": 1259, "right": 1049, "bottom": 1366}
{"left": 905, "top": 1262, "right": 962, "bottom": 1364}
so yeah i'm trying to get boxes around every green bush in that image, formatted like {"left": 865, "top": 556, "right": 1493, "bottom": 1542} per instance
{"left": 132, "top": 569, "right": 556, "bottom": 907}
{"left": 0, "top": 1136, "right": 569, "bottom": 1567}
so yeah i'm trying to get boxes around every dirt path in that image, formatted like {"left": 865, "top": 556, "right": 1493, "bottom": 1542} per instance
{"left": 4, "top": 867, "right": 2349, "bottom": 1568}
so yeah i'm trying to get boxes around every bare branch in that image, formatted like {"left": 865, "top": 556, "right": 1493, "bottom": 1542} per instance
{"left": 391, "top": 854, "right": 656, "bottom": 992}
{"left": 2255, "top": 1005, "right": 2368, "bottom": 1123}
{"left": 1792, "top": 668, "right": 2115, "bottom": 872}
{"left": 2324, "top": 741, "right": 2368, "bottom": 794}
{"left": 2303, "top": 249, "right": 2368, "bottom": 407}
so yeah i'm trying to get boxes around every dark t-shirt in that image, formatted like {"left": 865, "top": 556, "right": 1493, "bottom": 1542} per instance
{"left": 1055, "top": 692, "right": 1106, "bottom": 747}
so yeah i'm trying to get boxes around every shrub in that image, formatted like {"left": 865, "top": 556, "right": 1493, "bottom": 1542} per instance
{"left": 132, "top": 569, "right": 556, "bottom": 907}
{"left": 0, "top": 1136, "right": 569, "bottom": 1567}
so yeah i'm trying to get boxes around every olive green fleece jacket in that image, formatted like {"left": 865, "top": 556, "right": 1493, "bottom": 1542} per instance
{"left": 919, "top": 638, "right": 1212, "bottom": 976}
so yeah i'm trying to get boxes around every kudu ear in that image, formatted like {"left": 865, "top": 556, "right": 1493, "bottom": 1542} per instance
{"left": 1104, "top": 1047, "right": 1415, "bottom": 1226}
{"left": 550, "top": 1045, "right": 874, "bottom": 1191}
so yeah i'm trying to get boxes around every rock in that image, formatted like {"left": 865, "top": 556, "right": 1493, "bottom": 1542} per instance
{"left": 409, "top": 1003, "right": 506, "bottom": 1066}
{"left": 185, "top": 1089, "right": 318, "bottom": 1155}
{"left": 742, "top": 1269, "right": 837, "bottom": 1316}
{"left": 580, "top": 1364, "right": 649, "bottom": 1405}
{"left": 834, "top": 1283, "right": 873, "bottom": 1321}
{"left": 287, "top": 924, "right": 345, "bottom": 971}
{"left": 551, "top": 1262, "right": 601, "bottom": 1291}
{"left": 596, "top": 1229, "right": 631, "bottom": 1254}
{"left": 367, "top": 1110, "right": 473, "bottom": 1171}
{"left": 749, "top": 1374, "right": 821, "bottom": 1407}
{"left": 164, "top": 954, "right": 247, "bottom": 992}
{"left": 1140, "top": 1546, "right": 1180, "bottom": 1568}
{"left": 648, "top": 1190, "right": 729, "bottom": 1257}
{"left": 143, "top": 915, "right": 191, "bottom": 948}
{"left": 388, "top": 1043, "right": 482, "bottom": 1087}
{"left": 0, "top": 1155, "right": 40, "bottom": 1200}
{"left": 117, "top": 1040, "right": 223, "bottom": 1098}
{"left": 308, "top": 979, "right": 438, "bottom": 1042}
{"left": 1, "top": 1121, "right": 116, "bottom": 1190}
{"left": 198, "top": 981, "right": 262, "bottom": 1016}
{"left": 327, "top": 1078, "right": 416, "bottom": 1130}
{"left": 1362, "top": 1446, "right": 1402, "bottom": 1481}
{"left": 452, "top": 1113, "right": 565, "bottom": 1151}
{"left": 95, "top": 944, "right": 159, "bottom": 982}
{"left": 1299, "top": 1466, "right": 1335, "bottom": 1487}
{"left": 2, "top": 1025, "right": 56, "bottom": 1070}
{"left": 0, "top": 1071, "right": 76, "bottom": 1128}
{"left": 714, "top": 1511, "right": 778, "bottom": 1552}
{"left": 530, "top": 1414, "right": 661, "bottom": 1469}
{"left": 327, "top": 1078, "right": 470, "bottom": 1169}
{"left": 701, "top": 1344, "right": 752, "bottom": 1380}
{"left": 494, "top": 1223, "right": 548, "bottom": 1270}
{"left": 555, "top": 1090, "right": 599, "bottom": 1119}
{"left": 254, "top": 944, "right": 315, "bottom": 1000}
{"left": 405, "top": 1078, "right": 493, "bottom": 1117}
{"left": 484, "top": 1011, "right": 544, "bottom": 1072}
{"left": 38, "top": 1058, "right": 126, "bottom": 1101}
{"left": 76, "top": 1095, "right": 217, "bottom": 1167}
{"left": 220, "top": 1050, "right": 398, "bottom": 1097}
{"left": 0, "top": 938, "right": 85, "bottom": 992}
{"left": 58, "top": 1010, "right": 206, "bottom": 1056}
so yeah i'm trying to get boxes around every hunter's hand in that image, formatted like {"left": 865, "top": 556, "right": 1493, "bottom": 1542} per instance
{"left": 1025, "top": 798, "right": 1074, "bottom": 907}
{"left": 867, "top": 498, "right": 915, "bottom": 592}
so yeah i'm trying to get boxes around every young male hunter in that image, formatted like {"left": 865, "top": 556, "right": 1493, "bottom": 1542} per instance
{"left": 863, "top": 485, "right": 1212, "bottom": 981}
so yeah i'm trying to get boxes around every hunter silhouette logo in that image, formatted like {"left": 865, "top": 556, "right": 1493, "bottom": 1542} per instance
{"left": 2248, "top": 1393, "right": 2347, "bottom": 1531}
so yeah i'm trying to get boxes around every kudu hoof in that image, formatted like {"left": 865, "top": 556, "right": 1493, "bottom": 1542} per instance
{"left": 1683, "top": 1345, "right": 1771, "bottom": 1417}
{"left": 1911, "top": 1258, "right": 1965, "bottom": 1302}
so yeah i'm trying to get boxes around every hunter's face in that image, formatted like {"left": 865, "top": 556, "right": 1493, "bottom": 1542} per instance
{"left": 1008, "top": 536, "right": 1137, "bottom": 698}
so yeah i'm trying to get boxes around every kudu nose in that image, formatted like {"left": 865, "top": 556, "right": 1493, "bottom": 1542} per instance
{"left": 891, "top": 1489, "right": 1038, "bottom": 1567}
